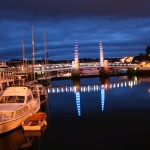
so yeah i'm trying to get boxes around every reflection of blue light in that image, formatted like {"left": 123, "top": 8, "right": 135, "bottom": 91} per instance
{"left": 48, "top": 79, "right": 139, "bottom": 94}
{"left": 113, "top": 84, "right": 116, "bottom": 88}
{"left": 101, "top": 87, "right": 105, "bottom": 111}
{"left": 121, "top": 82, "right": 123, "bottom": 87}
{"left": 76, "top": 92, "right": 81, "bottom": 116}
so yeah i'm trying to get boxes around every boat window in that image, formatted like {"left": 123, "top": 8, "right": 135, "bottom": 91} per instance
{"left": 8, "top": 96, "right": 16, "bottom": 103}
{"left": 27, "top": 94, "right": 32, "bottom": 102}
{"left": 15, "top": 96, "right": 25, "bottom": 103}
{"left": 3, "top": 96, "right": 15, "bottom": 103}
{"left": 33, "top": 92, "right": 38, "bottom": 98}
{"left": 0, "top": 96, "right": 8, "bottom": 103}
{"left": 0, "top": 96, "right": 25, "bottom": 103}
{"left": 9, "top": 82, "right": 14, "bottom": 86}
{"left": 31, "top": 87, "right": 35, "bottom": 91}
{"left": 39, "top": 87, "right": 42, "bottom": 90}
{"left": 2, "top": 83, "right": 7, "bottom": 90}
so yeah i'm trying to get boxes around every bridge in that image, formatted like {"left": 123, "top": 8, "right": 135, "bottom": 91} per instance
{"left": 34, "top": 62, "right": 137, "bottom": 73}
{"left": 34, "top": 40, "right": 137, "bottom": 73}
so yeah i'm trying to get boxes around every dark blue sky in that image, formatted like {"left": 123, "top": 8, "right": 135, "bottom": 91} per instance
{"left": 0, "top": 0, "right": 150, "bottom": 61}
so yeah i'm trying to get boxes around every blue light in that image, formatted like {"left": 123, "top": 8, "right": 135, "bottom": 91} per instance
{"left": 101, "top": 87, "right": 105, "bottom": 111}
{"left": 76, "top": 92, "right": 81, "bottom": 116}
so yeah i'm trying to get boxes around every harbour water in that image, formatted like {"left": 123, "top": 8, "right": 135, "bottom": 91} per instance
{"left": 1, "top": 75, "right": 150, "bottom": 149}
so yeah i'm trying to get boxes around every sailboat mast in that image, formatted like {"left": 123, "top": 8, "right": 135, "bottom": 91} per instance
{"left": 22, "top": 38, "right": 25, "bottom": 70}
{"left": 32, "top": 24, "right": 35, "bottom": 80}
{"left": 44, "top": 28, "right": 47, "bottom": 66}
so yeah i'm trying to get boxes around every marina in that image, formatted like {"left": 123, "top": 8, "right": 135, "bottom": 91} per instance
{"left": 0, "top": 76, "right": 150, "bottom": 149}
{"left": 0, "top": 45, "right": 150, "bottom": 149}
{"left": 1, "top": 1, "right": 150, "bottom": 149}
{"left": 0, "top": 33, "right": 149, "bottom": 149}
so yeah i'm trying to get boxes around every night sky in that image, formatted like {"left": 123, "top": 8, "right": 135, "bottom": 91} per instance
{"left": 0, "top": 0, "right": 150, "bottom": 61}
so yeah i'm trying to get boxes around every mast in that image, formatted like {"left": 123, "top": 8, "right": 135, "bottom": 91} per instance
{"left": 44, "top": 28, "right": 47, "bottom": 66}
{"left": 22, "top": 38, "right": 25, "bottom": 71}
{"left": 32, "top": 24, "right": 35, "bottom": 80}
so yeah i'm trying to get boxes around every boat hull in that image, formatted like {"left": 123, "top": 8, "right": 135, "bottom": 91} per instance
{"left": 0, "top": 105, "right": 40, "bottom": 134}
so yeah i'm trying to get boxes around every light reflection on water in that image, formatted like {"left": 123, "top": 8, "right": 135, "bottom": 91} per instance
{"left": 1, "top": 76, "right": 150, "bottom": 149}
{"left": 46, "top": 76, "right": 150, "bottom": 149}
{"left": 48, "top": 76, "right": 139, "bottom": 116}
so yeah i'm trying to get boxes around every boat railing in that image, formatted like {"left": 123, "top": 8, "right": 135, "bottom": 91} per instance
{"left": 0, "top": 111, "right": 14, "bottom": 121}
{"left": 15, "top": 106, "right": 29, "bottom": 117}
{"left": 0, "top": 72, "right": 14, "bottom": 80}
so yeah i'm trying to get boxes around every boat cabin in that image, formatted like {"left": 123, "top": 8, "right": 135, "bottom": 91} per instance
{"left": 0, "top": 86, "right": 35, "bottom": 104}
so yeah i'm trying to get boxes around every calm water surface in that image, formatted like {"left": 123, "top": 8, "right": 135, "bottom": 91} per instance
{"left": 1, "top": 76, "right": 150, "bottom": 150}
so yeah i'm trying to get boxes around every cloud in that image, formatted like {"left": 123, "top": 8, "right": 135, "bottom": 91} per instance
{"left": 0, "top": 0, "right": 150, "bottom": 20}
{"left": 0, "top": 0, "right": 150, "bottom": 61}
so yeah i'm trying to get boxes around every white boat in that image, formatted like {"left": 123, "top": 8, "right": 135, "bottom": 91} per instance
{"left": 0, "top": 86, "right": 40, "bottom": 134}
{"left": 80, "top": 67, "right": 99, "bottom": 75}
{"left": 31, "top": 84, "right": 48, "bottom": 104}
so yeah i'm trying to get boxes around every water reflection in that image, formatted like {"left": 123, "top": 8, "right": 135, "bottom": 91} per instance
{"left": 72, "top": 80, "right": 81, "bottom": 116}
{"left": 48, "top": 77, "right": 138, "bottom": 93}
{"left": 0, "top": 125, "right": 47, "bottom": 150}
{"left": 0, "top": 127, "right": 25, "bottom": 150}
{"left": 75, "top": 92, "right": 81, "bottom": 116}
{"left": 48, "top": 76, "right": 139, "bottom": 114}
{"left": 1, "top": 76, "right": 150, "bottom": 149}
{"left": 101, "top": 85, "right": 105, "bottom": 111}
{"left": 53, "top": 76, "right": 150, "bottom": 149}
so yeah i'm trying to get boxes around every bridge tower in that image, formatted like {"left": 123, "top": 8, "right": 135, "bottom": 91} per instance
{"left": 71, "top": 40, "right": 80, "bottom": 79}
{"left": 74, "top": 40, "right": 79, "bottom": 71}
{"left": 99, "top": 40, "right": 104, "bottom": 67}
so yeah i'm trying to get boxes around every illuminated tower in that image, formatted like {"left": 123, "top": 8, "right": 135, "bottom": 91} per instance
{"left": 74, "top": 40, "right": 79, "bottom": 70}
{"left": 99, "top": 40, "right": 104, "bottom": 67}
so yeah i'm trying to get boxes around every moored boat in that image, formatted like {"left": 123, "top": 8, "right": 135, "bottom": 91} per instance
{"left": 31, "top": 84, "right": 48, "bottom": 104}
{"left": 22, "top": 112, "right": 47, "bottom": 131}
{"left": 0, "top": 86, "right": 40, "bottom": 134}
{"left": 37, "top": 77, "right": 52, "bottom": 87}
{"left": 80, "top": 67, "right": 99, "bottom": 75}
